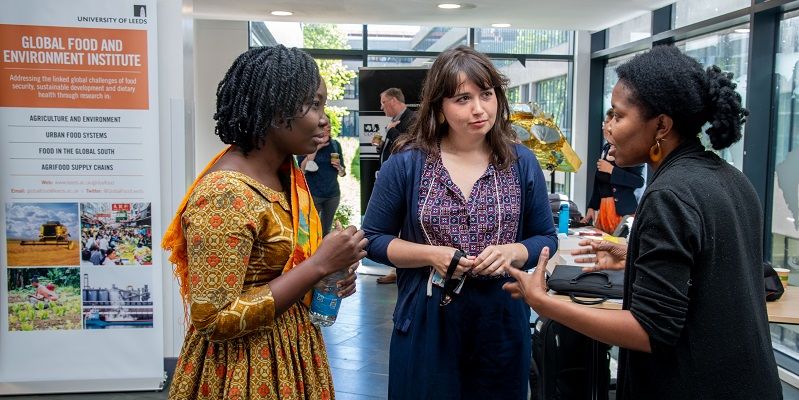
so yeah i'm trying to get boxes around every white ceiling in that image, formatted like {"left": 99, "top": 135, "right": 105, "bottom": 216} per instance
{"left": 191, "top": 0, "right": 674, "bottom": 32}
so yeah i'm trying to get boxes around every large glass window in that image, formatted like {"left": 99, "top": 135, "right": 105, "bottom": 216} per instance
{"left": 246, "top": 21, "right": 576, "bottom": 204}
{"left": 675, "top": 25, "right": 749, "bottom": 170}
{"left": 319, "top": 59, "right": 360, "bottom": 138}
{"left": 770, "top": 9, "right": 799, "bottom": 365}
{"left": 474, "top": 28, "right": 572, "bottom": 55}
{"left": 249, "top": 22, "right": 363, "bottom": 50}
{"left": 673, "top": 0, "right": 750, "bottom": 28}
{"left": 602, "top": 53, "right": 637, "bottom": 113}
{"left": 366, "top": 25, "right": 467, "bottom": 52}
{"left": 366, "top": 55, "right": 434, "bottom": 68}
{"left": 607, "top": 13, "right": 652, "bottom": 48}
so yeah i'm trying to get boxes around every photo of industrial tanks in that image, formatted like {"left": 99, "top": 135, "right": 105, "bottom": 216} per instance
{"left": 79, "top": 202, "right": 152, "bottom": 266}
{"left": 81, "top": 268, "right": 153, "bottom": 329}
{"left": 5, "top": 203, "right": 80, "bottom": 266}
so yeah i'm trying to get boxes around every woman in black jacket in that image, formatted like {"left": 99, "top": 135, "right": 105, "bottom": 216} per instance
{"left": 504, "top": 45, "right": 782, "bottom": 399}
{"left": 582, "top": 108, "right": 644, "bottom": 234}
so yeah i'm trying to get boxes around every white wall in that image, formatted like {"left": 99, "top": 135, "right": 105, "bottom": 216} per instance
{"left": 156, "top": 0, "right": 189, "bottom": 358}
{"left": 194, "top": 19, "right": 248, "bottom": 173}
{"left": 570, "top": 30, "right": 591, "bottom": 213}
{"left": 154, "top": 17, "right": 246, "bottom": 358}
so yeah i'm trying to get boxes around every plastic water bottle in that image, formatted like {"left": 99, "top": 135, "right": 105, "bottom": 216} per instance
{"left": 558, "top": 201, "right": 570, "bottom": 234}
{"left": 309, "top": 270, "right": 346, "bottom": 327}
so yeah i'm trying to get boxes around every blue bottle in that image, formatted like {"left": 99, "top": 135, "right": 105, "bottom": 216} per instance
{"left": 309, "top": 270, "right": 345, "bottom": 327}
{"left": 558, "top": 201, "right": 570, "bottom": 234}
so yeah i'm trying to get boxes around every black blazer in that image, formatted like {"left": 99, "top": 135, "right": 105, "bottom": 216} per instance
{"left": 379, "top": 108, "right": 416, "bottom": 165}
{"left": 588, "top": 143, "right": 645, "bottom": 216}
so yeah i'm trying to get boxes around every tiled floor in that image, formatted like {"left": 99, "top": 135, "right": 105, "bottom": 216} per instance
{"left": 3, "top": 273, "right": 799, "bottom": 399}
{"left": 322, "top": 274, "right": 395, "bottom": 400}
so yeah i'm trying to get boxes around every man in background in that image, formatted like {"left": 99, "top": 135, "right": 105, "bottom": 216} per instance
{"left": 374, "top": 88, "right": 415, "bottom": 284}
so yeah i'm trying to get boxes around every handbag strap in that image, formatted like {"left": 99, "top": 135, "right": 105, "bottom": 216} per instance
{"left": 571, "top": 271, "right": 613, "bottom": 288}
{"left": 570, "top": 294, "right": 608, "bottom": 305}
{"left": 441, "top": 250, "right": 466, "bottom": 306}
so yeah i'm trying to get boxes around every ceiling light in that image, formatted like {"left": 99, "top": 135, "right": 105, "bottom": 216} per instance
{"left": 734, "top": 28, "right": 750, "bottom": 33}
{"left": 270, "top": 10, "right": 293, "bottom": 16}
{"left": 438, "top": 3, "right": 462, "bottom": 9}
{"left": 492, "top": 23, "right": 511, "bottom": 28}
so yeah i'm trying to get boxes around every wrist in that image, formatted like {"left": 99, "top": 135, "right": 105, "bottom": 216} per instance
{"left": 303, "top": 256, "right": 328, "bottom": 281}
{"left": 506, "top": 243, "right": 527, "bottom": 267}
{"left": 531, "top": 290, "right": 557, "bottom": 316}
{"left": 426, "top": 246, "right": 445, "bottom": 267}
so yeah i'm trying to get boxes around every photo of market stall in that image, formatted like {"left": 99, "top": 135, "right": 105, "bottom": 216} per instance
{"left": 79, "top": 203, "right": 152, "bottom": 266}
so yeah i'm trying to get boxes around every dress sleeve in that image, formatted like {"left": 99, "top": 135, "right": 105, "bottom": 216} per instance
{"left": 518, "top": 148, "right": 558, "bottom": 270}
{"left": 182, "top": 176, "right": 276, "bottom": 341}
{"left": 628, "top": 188, "right": 702, "bottom": 351}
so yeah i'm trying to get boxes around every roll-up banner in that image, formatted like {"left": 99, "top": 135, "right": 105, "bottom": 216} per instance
{"left": 0, "top": 0, "right": 164, "bottom": 394}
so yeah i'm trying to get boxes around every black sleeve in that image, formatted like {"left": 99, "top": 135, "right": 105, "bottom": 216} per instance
{"left": 610, "top": 164, "right": 645, "bottom": 189}
{"left": 588, "top": 176, "right": 601, "bottom": 210}
{"left": 629, "top": 189, "right": 702, "bottom": 352}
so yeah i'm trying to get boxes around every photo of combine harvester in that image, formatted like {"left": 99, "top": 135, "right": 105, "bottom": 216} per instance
{"left": 5, "top": 203, "right": 80, "bottom": 266}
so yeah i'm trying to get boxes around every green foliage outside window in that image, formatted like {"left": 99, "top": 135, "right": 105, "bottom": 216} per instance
{"left": 303, "top": 24, "right": 357, "bottom": 138}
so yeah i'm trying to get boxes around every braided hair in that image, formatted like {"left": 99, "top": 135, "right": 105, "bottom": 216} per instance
{"left": 615, "top": 45, "right": 748, "bottom": 150}
{"left": 214, "top": 45, "right": 321, "bottom": 155}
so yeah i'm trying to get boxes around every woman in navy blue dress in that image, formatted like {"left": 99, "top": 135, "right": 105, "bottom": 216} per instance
{"left": 362, "top": 45, "right": 557, "bottom": 399}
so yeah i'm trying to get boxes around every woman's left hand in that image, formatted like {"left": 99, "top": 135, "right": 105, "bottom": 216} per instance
{"left": 502, "top": 247, "right": 551, "bottom": 310}
{"left": 336, "top": 261, "right": 359, "bottom": 298}
{"left": 472, "top": 244, "right": 520, "bottom": 276}
{"left": 597, "top": 159, "right": 614, "bottom": 174}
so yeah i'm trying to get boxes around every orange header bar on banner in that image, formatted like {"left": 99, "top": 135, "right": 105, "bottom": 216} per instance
{"left": 0, "top": 24, "right": 149, "bottom": 110}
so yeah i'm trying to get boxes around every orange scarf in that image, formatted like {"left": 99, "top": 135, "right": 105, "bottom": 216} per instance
{"left": 162, "top": 146, "right": 322, "bottom": 317}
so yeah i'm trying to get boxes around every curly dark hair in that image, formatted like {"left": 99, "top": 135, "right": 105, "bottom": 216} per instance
{"left": 395, "top": 45, "right": 517, "bottom": 170}
{"left": 213, "top": 45, "right": 321, "bottom": 155}
{"left": 615, "top": 45, "right": 748, "bottom": 150}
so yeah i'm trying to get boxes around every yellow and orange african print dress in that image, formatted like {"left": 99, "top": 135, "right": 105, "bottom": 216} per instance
{"left": 169, "top": 171, "right": 333, "bottom": 400}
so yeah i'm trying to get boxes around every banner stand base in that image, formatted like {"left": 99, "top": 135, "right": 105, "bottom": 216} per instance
{"left": 0, "top": 374, "right": 166, "bottom": 395}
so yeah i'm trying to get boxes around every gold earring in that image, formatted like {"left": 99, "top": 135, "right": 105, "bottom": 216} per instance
{"left": 649, "top": 138, "right": 665, "bottom": 162}
{"left": 437, "top": 112, "right": 445, "bottom": 124}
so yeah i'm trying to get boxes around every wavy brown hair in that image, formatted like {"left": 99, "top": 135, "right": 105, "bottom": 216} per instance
{"left": 393, "top": 45, "right": 517, "bottom": 169}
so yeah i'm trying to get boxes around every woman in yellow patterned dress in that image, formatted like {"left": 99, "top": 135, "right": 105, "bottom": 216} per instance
{"left": 163, "top": 45, "right": 368, "bottom": 400}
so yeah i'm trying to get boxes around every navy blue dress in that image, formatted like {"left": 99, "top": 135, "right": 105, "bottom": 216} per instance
{"left": 363, "top": 145, "right": 558, "bottom": 399}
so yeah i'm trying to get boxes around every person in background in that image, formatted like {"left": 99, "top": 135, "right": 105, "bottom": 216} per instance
{"left": 298, "top": 121, "right": 346, "bottom": 236}
{"left": 582, "top": 108, "right": 645, "bottom": 234}
{"left": 503, "top": 45, "right": 781, "bottom": 399}
{"left": 375, "top": 88, "right": 416, "bottom": 166}
{"left": 163, "top": 45, "right": 367, "bottom": 400}
{"left": 89, "top": 244, "right": 105, "bottom": 265}
{"left": 374, "top": 88, "right": 417, "bottom": 284}
{"left": 30, "top": 277, "right": 59, "bottom": 303}
{"left": 363, "top": 45, "right": 557, "bottom": 399}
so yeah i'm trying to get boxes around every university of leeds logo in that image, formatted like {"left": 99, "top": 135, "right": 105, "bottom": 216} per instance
{"left": 133, "top": 5, "right": 147, "bottom": 17}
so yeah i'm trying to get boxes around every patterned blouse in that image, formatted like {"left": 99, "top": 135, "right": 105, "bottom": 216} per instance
{"left": 418, "top": 153, "right": 522, "bottom": 278}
